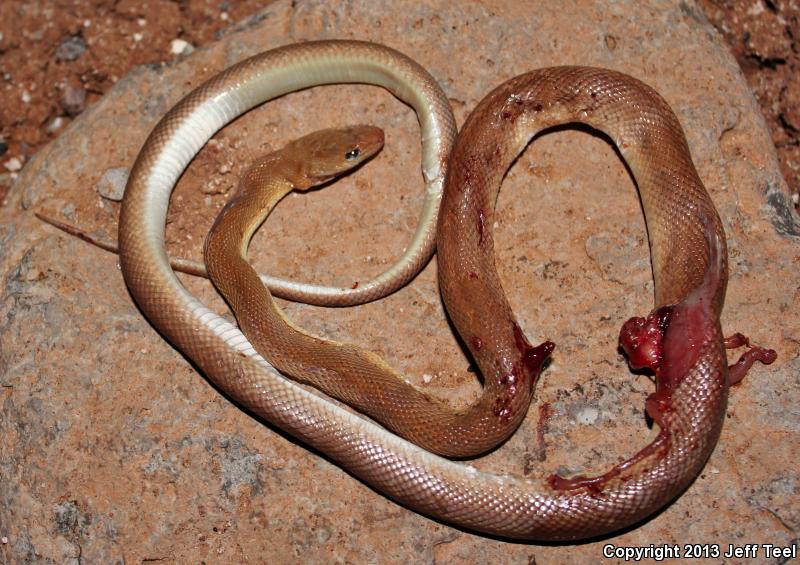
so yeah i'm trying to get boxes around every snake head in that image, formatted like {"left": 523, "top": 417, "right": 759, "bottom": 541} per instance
{"left": 286, "top": 125, "right": 385, "bottom": 190}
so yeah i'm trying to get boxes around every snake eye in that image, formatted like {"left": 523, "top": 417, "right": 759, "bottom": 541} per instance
{"left": 345, "top": 147, "right": 361, "bottom": 161}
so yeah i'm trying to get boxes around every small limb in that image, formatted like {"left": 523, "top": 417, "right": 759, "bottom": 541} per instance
{"left": 725, "top": 332, "right": 777, "bottom": 385}
{"left": 724, "top": 332, "right": 748, "bottom": 349}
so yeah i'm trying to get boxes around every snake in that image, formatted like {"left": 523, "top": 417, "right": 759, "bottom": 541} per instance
{"left": 201, "top": 124, "right": 552, "bottom": 457}
{"left": 117, "top": 40, "right": 776, "bottom": 540}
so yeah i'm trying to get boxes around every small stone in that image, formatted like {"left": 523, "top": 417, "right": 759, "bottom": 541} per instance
{"left": 55, "top": 35, "right": 87, "bottom": 61}
{"left": 47, "top": 116, "right": 65, "bottom": 134}
{"left": 4, "top": 157, "right": 22, "bottom": 172}
{"left": 60, "top": 85, "right": 86, "bottom": 117}
{"left": 21, "top": 91, "right": 31, "bottom": 104}
{"left": 95, "top": 167, "right": 130, "bottom": 201}
{"left": 170, "top": 38, "right": 194, "bottom": 56}
{"left": 422, "top": 374, "right": 433, "bottom": 384}
{"left": 133, "top": 32, "right": 143, "bottom": 42}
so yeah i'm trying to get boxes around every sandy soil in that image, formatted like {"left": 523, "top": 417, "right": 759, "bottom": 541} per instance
{"left": 0, "top": 0, "right": 268, "bottom": 203}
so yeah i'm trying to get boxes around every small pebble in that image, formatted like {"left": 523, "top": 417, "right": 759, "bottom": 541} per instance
{"left": 4, "top": 157, "right": 23, "bottom": 172}
{"left": 133, "top": 32, "right": 143, "bottom": 42}
{"left": 95, "top": 167, "right": 129, "bottom": 201}
{"left": 422, "top": 374, "right": 433, "bottom": 384}
{"left": 60, "top": 85, "right": 86, "bottom": 116}
{"left": 55, "top": 35, "right": 87, "bottom": 61}
{"left": 170, "top": 38, "right": 194, "bottom": 56}
{"left": 21, "top": 91, "right": 31, "bottom": 104}
{"left": 47, "top": 116, "right": 64, "bottom": 134}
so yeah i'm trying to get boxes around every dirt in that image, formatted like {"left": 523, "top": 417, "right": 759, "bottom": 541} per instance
{"left": 0, "top": 1, "right": 797, "bottom": 207}
{"left": 697, "top": 0, "right": 799, "bottom": 208}
{"left": 0, "top": 0, "right": 269, "bottom": 203}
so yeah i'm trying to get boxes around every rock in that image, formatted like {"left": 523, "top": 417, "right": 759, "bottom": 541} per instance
{"left": 54, "top": 35, "right": 87, "bottom": 62}
{"left": 170, "top": 38, "right": 195, "bottom": 56}
{"left": 3, "top": 156, "right": 22, "bottom": 172}
{"left": 94, "top": 167, "right": 129, "bottom": 201}
{"left": 46, "top": 116, "right": 65, "bottom": 135}
{"left": 60, "top": 85, "right": 87, "bottom": 117}
{"left": 1, "top": 0, "right": 798, "bottom": 562}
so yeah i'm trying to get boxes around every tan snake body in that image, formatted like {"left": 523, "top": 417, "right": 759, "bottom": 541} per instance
{"left": 118, "top": 41, "right": 775, "bottom": 540}
{"left": 202, "top": 124, "right": 553, "bottom": 458}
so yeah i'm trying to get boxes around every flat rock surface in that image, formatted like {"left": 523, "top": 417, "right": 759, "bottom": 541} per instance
{"left": 2, "top": 0, "right": 798, "bottom": 562}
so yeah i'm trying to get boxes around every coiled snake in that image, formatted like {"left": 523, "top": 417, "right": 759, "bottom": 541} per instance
{"left": 114, "top": 40, "right": 775, "bottom": 540}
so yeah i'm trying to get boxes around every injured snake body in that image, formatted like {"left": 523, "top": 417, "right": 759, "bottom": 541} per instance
{"left": 112, "top": 41, "right": 775, "bottom": 540}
